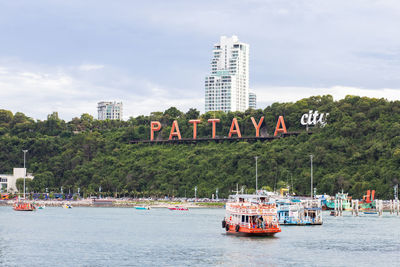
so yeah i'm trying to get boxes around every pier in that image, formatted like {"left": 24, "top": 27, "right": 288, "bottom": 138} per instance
{"left": 332, "top": 199, "right": 400, "bottom": 217}
{"left": 348, "top": 199, "right": 400, "bottom": 216}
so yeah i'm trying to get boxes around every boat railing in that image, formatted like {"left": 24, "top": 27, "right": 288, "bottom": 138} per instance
{"left": 227, "top": 208, "right": 277, "bottom": 216}
{"left": 238, "top": 221, "right": 279, "bottom": 229}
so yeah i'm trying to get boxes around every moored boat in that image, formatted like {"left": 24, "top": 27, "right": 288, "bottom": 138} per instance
{"left": 13, "top": 202, "right": 36, "bottom": 211}
{"left": 325, "top": 191, "right": 351, "bottom": 210}
{"left": 135, "top": 206, "right": 151, "bottom": 210}
{"left": 363, "top": 211, "right": 378, "bottom": 215}
{"left": 168, "top": 206, "right": 188, "bottom": 211}
{"left": 222, "top": 194, "right": 281, "bottom": 236}
{"left": 276, "top": 198, "right": 323, "bottom": 225}
{"left": 359, "top": 190, "right": 376, "bottom": 210}
{"left": 63, "top": 203, "right": 72, "bottom": 209}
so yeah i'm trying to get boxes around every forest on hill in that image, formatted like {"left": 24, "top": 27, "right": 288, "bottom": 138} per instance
{"left": 0, "top": 95, "right": 399, "bottom": 199}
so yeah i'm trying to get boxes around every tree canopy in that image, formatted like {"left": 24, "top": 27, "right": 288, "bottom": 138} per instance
{"left": 0, "top": 96, "right": 399, "bottom": 199}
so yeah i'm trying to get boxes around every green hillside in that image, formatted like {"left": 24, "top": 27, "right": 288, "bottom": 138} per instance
{"left": 1, "top": 95, "right": 399, "bottom": 199}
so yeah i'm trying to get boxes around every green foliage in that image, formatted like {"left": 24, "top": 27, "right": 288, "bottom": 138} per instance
{"left": 16, "top": 178, "right": 32, "bottom": 193}
{"left": 1, "top": 96, "right": 399, "bottom": 199}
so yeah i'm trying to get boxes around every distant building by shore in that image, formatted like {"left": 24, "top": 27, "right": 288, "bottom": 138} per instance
{"left": 97, "top": 101, "right": 123, "bottom": 120}
{"left": 249, "top": 92, "right": 256, "bottom": 109}
{"left": 0, "top": 168, "right": 34, "bottom": 193}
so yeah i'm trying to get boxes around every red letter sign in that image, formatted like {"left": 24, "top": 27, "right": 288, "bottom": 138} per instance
{"left": 150, "top": 121, "right": 161, "bottom": 141}
{"left": 208, "top": 119, "right": 220, "bottom": 139}
{"left": 169, "top": 120, "right": 182, "bottom": 140}
{"left": 251, "top": 116, "right": 264, "bottom": 137}
{"left": 228, "top": 118, "right": 242, "bottom": 138}
{"left": 274, "top": 116, "right": 287, "bottom": 136}
{"left": 189, "top": 119, "right": 201, "bottom": 139}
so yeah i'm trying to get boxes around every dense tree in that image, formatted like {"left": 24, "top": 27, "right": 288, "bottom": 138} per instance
{"left": 0, "top": 96, "right": 399, "bottom": 199}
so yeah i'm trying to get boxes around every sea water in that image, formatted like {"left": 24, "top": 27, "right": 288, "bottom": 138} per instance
{"left": 0, "top": 207, "right": 399, "bottom": 266}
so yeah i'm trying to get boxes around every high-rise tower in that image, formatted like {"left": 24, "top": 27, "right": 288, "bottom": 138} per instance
{"left": 205, "top": 35, "right": 250, "bottom": 113}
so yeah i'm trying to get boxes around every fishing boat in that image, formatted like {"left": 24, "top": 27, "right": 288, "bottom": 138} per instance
{"left": 168, "top": 206, "right": 188, "bottom": 211}
{"left": 13, "top": 202, "right": 36, "bottom": 211}
{"left": 222, "top": 194, "right": 281, "bottom": 236}
{"left": 325, "top": 191, "right": 351, "bottom": 210}
{"left": 359, "top": 190, "right": 376, "bottom": 210}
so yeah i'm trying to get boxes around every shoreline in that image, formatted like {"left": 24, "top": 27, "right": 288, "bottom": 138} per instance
{"left": 0, "top": 199, "right": 225, "bottom": 208}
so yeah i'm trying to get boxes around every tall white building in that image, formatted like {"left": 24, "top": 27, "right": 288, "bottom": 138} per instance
{"left": 97, "top": 101, "right": 123, "bottom": 120}
{"left": 205, "top": 35, "right": 250, "bottom": 113}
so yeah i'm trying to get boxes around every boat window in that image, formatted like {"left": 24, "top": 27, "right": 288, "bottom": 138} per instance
{"left": 242, "top": 215, "right": 245, "bottom": 222}
{"left": 246, "top": 216, "right": 249, "bottom": 223}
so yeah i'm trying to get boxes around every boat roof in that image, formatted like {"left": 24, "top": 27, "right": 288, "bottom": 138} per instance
{"left": 228, "top": 194, "right": 273, "bottom": 202}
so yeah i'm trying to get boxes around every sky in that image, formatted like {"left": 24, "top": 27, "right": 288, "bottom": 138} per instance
{"left": 0, "top": 0, "right": 399, "bottom": 121}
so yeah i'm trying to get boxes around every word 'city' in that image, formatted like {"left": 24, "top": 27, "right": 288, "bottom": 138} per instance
{"left": 300, "top": 110, "right": 329, "bottom": 127}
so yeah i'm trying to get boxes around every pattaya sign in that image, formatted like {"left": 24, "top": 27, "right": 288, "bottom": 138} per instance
{"left": 300, "top": 110, "right": 329, "bottom": 127}
{"left": 150, "top": 116, "right": 287, "bottom": 141}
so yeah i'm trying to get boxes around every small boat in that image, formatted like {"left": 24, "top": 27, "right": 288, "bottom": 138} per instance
{"left": 223, "top": 194, "right": 281, "bottom": 236}
{"left": 38, "top": 205, "right": 45, "bottom": 209}
{"left": 168, "top": 206, "right": 189, "bottom": 211}
{"left": 363, "top": 211, "right": 378, "bottom": 215}
{"left": 135, "top": 206, "right": 151, "bottom": 210}
{"left": 13, "top": 202, "right": 36, "bottom": 211}
{"left": 63, "top": 204, "right": 72, "bottom": 209}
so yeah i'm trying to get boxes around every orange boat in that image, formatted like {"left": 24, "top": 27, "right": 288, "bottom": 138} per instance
{"left": 13, "top": 202, "right": 36, "bottom": 211}
{"left": 222, "top": 194, "right": 281, "bottom": 236}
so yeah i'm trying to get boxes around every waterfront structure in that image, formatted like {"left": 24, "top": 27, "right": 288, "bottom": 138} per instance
{"left": 249, "top": 92, "right": 256, "bottom": 109}
{"left": 205, "top": 35, "right": 249, "bottom": 113}
{"left": 97, "top": 101, "right": 123, "bottom": 120}
{"left": 0, "top": 168, "right": 34, "bottom": 193}
{"left": 275, "top": 198, "right": 323, "bottom": 225}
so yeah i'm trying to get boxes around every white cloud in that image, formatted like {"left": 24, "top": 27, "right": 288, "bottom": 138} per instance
{"left": 0, "top": 60, "right": 203, "bottom": 121}
{"left": 254, "top": 85, "right": 400, "bottom": 107}
{"left": 0, "top": 60, "right": 399, "bottom": 121}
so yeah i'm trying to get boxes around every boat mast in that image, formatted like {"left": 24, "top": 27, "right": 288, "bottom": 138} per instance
{"left": 255, "top": 156, "right": 258, "bottom": 194}
{"left": 22, "top": 149, "right": 28, "bottom": 200}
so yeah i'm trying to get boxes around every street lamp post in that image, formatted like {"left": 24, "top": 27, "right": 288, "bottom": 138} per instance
{"left": 255, "top": 156, "right": 258, "bottom": 193}
{"left": 22, "top": 150, "right": 28, "bottom": 199}
{"left": 310, "top": 154, "right": 313, "bottom": 199}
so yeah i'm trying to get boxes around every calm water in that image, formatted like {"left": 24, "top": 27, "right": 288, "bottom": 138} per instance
{"left": 0, "top": 207, "right": 399, "bottom": 266}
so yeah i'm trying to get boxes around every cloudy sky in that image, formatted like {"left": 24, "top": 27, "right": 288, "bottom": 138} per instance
{"left": 0, "top": 0, "right": 399, "bottom": 121}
